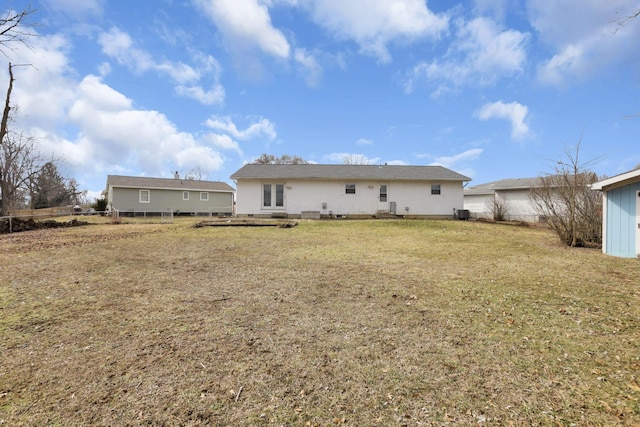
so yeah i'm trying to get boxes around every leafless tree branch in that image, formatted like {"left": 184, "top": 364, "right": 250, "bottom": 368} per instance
{"left": 0, "top": 6, "right": 37, "bottom": 58}
{"left": 529, "top": 140, "right": 603, "bottom": 247}
{"left": 612, "top": 8, "right": 640, "bottom": 33}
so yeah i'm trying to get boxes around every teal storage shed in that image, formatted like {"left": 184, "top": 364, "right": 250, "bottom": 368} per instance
{"left": 592, "top": 168, "right": 640, "bottom": 258}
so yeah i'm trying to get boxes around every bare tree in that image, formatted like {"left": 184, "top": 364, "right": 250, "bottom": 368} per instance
{"left": 0, "top": 62, "right": 15, "bottom": 152}
{"left": 184, "top": 167, "right": 205, "bottom": 180}
{"left": 67, "top": 178, "right": 89, "bottom": 205}
{"left": 343, "top": 154, "right": 370, "bottom": 165}
{"left": 0, "top": 6, "right": 37, "bottom": 144}
{"left": 485, "top": 194, "right": 510, "bottom": 221}
{"left": 0, "top": 131, "right": 44, "bottom": 215}
{"left": 252, "top": 154, "right": 308, "bottom": 164}
{"left": 0, "top": 7, "right": 46, "bottom": 216}
{"left": 0, "top": 7, "right": 37, "bottom": 57}
{"left": 529, "top": 142, "right": 602, "bottom": 247}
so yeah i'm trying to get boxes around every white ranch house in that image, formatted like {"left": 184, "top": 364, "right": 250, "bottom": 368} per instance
{"left": 464, "top": 177, "right": 543, "bottom": 222}
{"left": 230, "top": 164, "right": 471, "bottom": 219}
{"left": 106, "top": 175, "right": 235, "bottom": 216}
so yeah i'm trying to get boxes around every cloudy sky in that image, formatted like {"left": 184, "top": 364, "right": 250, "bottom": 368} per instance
{"left": 2, "top": 0, "right": 640, "bottom": 198}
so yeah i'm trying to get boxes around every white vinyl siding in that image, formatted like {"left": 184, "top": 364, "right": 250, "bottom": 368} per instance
{"left": 235, "top": 179, "right": 463, "bottom": 217}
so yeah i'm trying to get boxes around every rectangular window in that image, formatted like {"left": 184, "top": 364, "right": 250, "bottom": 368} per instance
{"left": 379, "top": 184, "right": 387, "bottom": 202}
{"left": 263, "top": 184, "right": 272, "bottom": 207}
{"left": 263, "top": 183, "right": 285, "bottom": 208}
{"left": 183, "top": 191, "right": 189, "bottom": 201}
{"left": 275, "top": 184, "right": 284, "bottom": 207}
{"left": 345, "top": 183, "right": 356, "bottom": 194}
{"left": 200, "top": 192, "right": 209, "bottom": 201}
{"left": 139, "top": 189, "right": 150, "bottom": 203}
{"left": 431, "top": 184, "right": 441, "bottom": 195}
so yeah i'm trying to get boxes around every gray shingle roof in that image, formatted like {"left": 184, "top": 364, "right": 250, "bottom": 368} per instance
{"left": 464, "top": 177, "right": 541, "bottom": 195}
{"left": 230, "top": 164, "right": 471, "bottom": 182}
{"left": 106, "top": 175, "right": 235, "bottom": 192}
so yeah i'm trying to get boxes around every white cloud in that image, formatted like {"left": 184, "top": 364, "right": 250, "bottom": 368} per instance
{"left": 98, "top": 27, "right": 225, "bottom": 105}
{"left": 527, "top": 0, "right": 628, "bottom": 47}
{"left": 422, "top": 148, "right": 482, "bottom": 178}
{"left": 356, "top": 138, "right": 373, "bottom": 146}
{"left": 62, "top": 75, "right": 225, "bottom": 178}
{"left": 1, "top": 33, "right": 76, "bottom": 130}
{"left": 474, "top": 0, "right": 510, "bottom": 21}
{"left": 405, "top": 17, "right": 528, "bottom": 94}
{"left": 528, "top": 0, "right": 640, "bottom": 85}
{"left": 195, "top": 0, "right": 291, "bottom": 59}
{"left": 294, "top": 48, "right": 324, "bottom": 87}
{"left": 174, "top": 146, "right": 224, "bottom": 172}
{"left": 303, "top": 0, "right": 448, "bottom": 63}
{"left": 475, "top": 100, "right": 530, "bottom": 139}
{"left": 204, "top": 115, "right": 277, "bottom": 141}
{"left": 536, "top": 45, "right": 584, "bottom": 85}
{"left": 204, "top": 133, "right": 242, "bottom": 154}
{"left": 430, "top": 148, "right": 483, "bottom": 168}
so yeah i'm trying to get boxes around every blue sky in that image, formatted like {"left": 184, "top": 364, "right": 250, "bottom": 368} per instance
{"left": 1, "top": 0, "right": 640, "bottom": 199}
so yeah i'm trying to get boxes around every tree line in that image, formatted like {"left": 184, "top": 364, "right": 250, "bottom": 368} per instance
{"left": 0, "top": 7, "right": 87, "bottom": 216}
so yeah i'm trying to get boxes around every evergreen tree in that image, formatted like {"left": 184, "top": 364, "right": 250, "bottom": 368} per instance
{"left": 33, "top": 162, "right": 71, "bottom": 208}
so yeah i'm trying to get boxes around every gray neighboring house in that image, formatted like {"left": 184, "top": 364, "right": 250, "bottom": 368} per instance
{"left": 464, "top": 177, "right": 543, "bottom": 222}
{"left": 106, "top": 174, "right": 235, "bottom": 215}
{"left": 230, "top": 164, "right": 471, "bottom": 218}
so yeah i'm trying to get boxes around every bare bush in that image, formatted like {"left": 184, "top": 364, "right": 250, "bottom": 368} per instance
{"left": 485, "top": 194, "right": 510, "bottom": 221}
{"left": 529, "top": 144, "right": 602, "bottom": 247}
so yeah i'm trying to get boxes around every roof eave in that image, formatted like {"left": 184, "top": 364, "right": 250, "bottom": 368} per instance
{"left": 591, "top": 168, "right": 640, "bottom": 191}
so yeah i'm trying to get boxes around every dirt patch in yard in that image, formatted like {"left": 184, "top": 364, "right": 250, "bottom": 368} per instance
{"left": 195, "top": 218, "right": 298, "bottom": 228}
{"left": 0, "top": 217, "right": 90, "bottom": 234}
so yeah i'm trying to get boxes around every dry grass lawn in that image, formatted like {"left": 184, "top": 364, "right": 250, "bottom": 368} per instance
{"left": 1, "top": 218, "right": 639, "bottom": 426}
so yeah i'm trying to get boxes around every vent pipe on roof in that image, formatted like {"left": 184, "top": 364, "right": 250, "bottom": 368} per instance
{"left": 174, "top": 171, "right": 179, "bottom": 179}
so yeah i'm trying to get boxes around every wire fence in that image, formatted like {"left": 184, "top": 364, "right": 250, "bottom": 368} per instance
{"left": 0, "top": 207, "right": 109, "bottom": 233}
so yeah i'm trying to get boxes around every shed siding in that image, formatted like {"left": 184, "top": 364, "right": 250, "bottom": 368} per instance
{"left": 236, "top": 179, "right": 463, "bottom": 217}
{"left": 605, "top": 183, "right": 640, "bottom": 258}
{"left": 111, "top": 187, "right": 233, "bottom": 214}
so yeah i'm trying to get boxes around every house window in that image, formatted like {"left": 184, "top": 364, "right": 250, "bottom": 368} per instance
{"left": 139, "top": 189, "right": 150, "bottom": 203}
{"left": 183, "top": 191, "right": 189, "bottom": 201}
{"left": 263, "top": 184, "right": 272, "bottom": 207}
{"left": 431, "top": 184, "right": 441, "bottom": 195}
{"left": 275, "top": 184, "right": 284, "bottom": 206}
{"left": 345, "top": 183, "right": 356, "bottom": 194}
{"left": 263, "top": 183, "right": 285, "bottom": 208}
{"left": 379, "top": 184, "right": 387, "bottom": 202}
{"left": 200, "top": 192, "right": 209, "bottom": 201}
